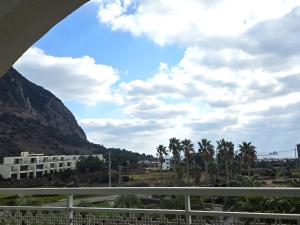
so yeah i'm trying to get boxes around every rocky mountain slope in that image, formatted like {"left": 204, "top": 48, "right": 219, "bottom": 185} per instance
{"left": 0, "top": 68, "right": 95, "bottom": 156}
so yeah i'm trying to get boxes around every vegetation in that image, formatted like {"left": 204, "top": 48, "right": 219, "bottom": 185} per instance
{"left": 154, "top": 136, "right": 300, "bottom": 189}
{"left": 239, "top": 142, "right": 257, "bottom": 176}
{"left": 76, "top": 156, "right": 105, "bottom": 173}
{"left": 1, "top": 133, "right": 300, "bottom": 217}
{"left": 156, "top": 145, "right": 168, "bottom": 184}
{"left": 181, "top": 139, "right": 194, "bottom": 185}
{"left": 168, "top": 137, "right": 182, "bottom": 185}
{"left": 217, "top": 139, "right": 235, "bottom": 186}
{"left": 198, "top": 138, "right": 214, "bottom": 184}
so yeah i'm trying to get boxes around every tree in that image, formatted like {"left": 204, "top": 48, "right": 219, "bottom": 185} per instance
{"left": 239, "top": 142, "right": 257, "bottom": 176}
{"left": 207, "top": 160, "right": 217, "bottom": 184}
{"left": 198, "top": 138, "right": 214, "bottom": 185}
{"left": 237, "top": 175, "right": 263, "bottom": 187}
{"left": 156, "top": 145, "right": 168, "bottom": 184}
{"left": 169, "top": 137, "right": 182, "bottom": 185}
{"left": 216, "top": 138, "right": 234, "bottom": 186}
{"left": 76, "top": 156, "right": 104, "bottom": 173}
{"left": 232, "top": 151, "right": 242, "bottom": 179}
{"left": 181, "top": 139, "right": 194, "bottom": 185}
{"left": 190, "top": 165, "right": 202, "bottom": 185}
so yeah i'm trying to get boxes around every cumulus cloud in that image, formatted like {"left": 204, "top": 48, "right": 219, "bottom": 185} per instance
{"left": 13, "top": 1, "right": 300, "bottom": 155}
{"left": 122, "top": 99, "right": 197, "bottom": 119}
{"left": 80, "top": 118, "right": 190, "bottom": 153}
{"left": 14, "top": 47, "right": 120, "bottom": 105}
{"left": 111, "top": 39, "right": 300, "bottom": 153}
{"left": 96, "top": 0, "right": 300, "bottom": 46}
{"left": 240, "top": 7, "right": 300, "bottom": 57}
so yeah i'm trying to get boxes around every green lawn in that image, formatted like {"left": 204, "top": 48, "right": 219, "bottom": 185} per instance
{"left": 0, "top": 194, "right": 65, "bottom": 206}
{"left": 130, "top": 171, "right": 175, "bottom": 182}
{"left": 93, "top": 201, "right": 113, "bottom": 208}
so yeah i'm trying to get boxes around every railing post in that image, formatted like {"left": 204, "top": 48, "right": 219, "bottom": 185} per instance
{"left": 185, "top": 195, "right": 191, "bottom": 225}
{"left": 67, "top": 194, "right": 74, "bottom": 225}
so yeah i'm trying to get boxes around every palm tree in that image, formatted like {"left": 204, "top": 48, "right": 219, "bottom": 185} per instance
{"left": 181, "top": 139, "right": 194, "bottom": 185}
{"left": 190, "top": 165, "right": 201, "bottom": 185}
{"left": 239, "top": 142, "right": 257, "bottom": 176}
{"left": 156, "top": 145, "right": 168, "bottom": 184}
{"left": 216, "top": 138, "right": 234, "bottom": 186}
{"left": 198, "top": 138, "right": 214, "bottom": 184}
{"left": 169, "top": 137, "right": 182, "bottom": 185}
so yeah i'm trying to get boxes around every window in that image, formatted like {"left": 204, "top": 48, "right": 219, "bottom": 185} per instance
{"left": 36, "top": 164, "right": 43, "bottom": 170}
{"left": 20, "top": 165, "right": 28, "bottom": 171}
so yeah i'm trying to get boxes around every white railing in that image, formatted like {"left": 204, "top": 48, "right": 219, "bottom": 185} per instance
{"left": 0, "top": 187, "right": 299, "bottom": 225}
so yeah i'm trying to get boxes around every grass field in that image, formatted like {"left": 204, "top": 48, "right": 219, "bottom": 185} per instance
{"left": 93, "top": 201, "right": 113, "bottom": 208}
{"left": 129, "top": 171, "right": 176, "bottom": 182}
{"left": 0, "top": 194, "right": 65, "bottom": 206}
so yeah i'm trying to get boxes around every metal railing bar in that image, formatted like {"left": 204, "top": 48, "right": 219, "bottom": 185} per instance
{"left": 71, "top": 207, "right": 186, "bottom": 215}
{"left": 0, "top": 206, "right": 66, "bottom": 211}
{"left": 0, "top": 187, "right": 299, "bottom": 197}
{"left": 0, "top": 206, "right": 299, "bottom": 221}
{"left": 190, "top": 210, "right": 300, "bottom": 220}
{"left": 70, "top": 207, "right": 300, "bottom": 220}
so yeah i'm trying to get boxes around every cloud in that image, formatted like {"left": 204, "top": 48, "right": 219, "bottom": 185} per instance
{"left": 14, "top": 47, "right": 120, "bottom": 105}
{"left": 81, "top": 118, "right": 171, "bottom": 136}
{"left": 110, "top": 39, "right": 300, "bottom": 153}
{"left": 12, "top": 1, "right": 300, "bottom": 155}
{"left": 240, "top": 7, "right": 300, "bottom": 57}
{"left": 122, "top": 99, "right": 196, "bottom": 119}
{"left": 187, "top": 117, "right": 238, "bottom": 132}
{"left": 80, "top": 118, "right": 187, "bottom": 153}
{"left": 96, "top": 0, "right": 300, "bottom": 46}
{"left": 92, "top": 1, "right": 300, "bottom": 155}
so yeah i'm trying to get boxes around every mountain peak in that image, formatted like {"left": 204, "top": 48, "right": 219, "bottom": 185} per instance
{"left": 0, "top": 68, "right": 93, "bottom": 156}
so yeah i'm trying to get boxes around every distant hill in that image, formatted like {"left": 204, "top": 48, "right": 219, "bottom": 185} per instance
{"left": 0, "top": 68, "right": 155, "bottom": 163}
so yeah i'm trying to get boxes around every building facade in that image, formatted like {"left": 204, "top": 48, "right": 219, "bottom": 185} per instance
{"left": 0, "top": 152, "right": 103, "bottom": 180}
{"left": 158, "top": 157, "right": 171, "bottom": 170}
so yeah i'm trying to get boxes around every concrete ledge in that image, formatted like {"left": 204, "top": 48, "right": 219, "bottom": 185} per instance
{"left": 0, "top": 0, "right": 89, "bottom": 77}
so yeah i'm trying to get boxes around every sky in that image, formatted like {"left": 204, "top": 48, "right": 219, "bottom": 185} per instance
{"left": 14, "top": 0, "right": 300, "bottom": 157}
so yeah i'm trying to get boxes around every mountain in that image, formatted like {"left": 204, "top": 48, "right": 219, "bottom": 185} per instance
{"left": 0, "top": 68, "right": 98, "bottom": 156}
{"left": 0, "top": 68, "right": 155, "bottom": 163}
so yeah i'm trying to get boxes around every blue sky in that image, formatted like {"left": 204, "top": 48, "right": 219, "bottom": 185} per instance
{"left": 14, "top": 0, "right": 300, "bottom": 157}
{"left": 36, "top": 2, "right": 184, "bottom": 82}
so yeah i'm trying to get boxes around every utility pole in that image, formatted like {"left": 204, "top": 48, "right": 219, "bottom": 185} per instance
{"left": 109, "top": 148, "right": 111, "bottom": 187}
{"left": 294, "top": 146, "right": 298, "bottom": 168}
{"left": 282, "top": 160, "right": 286, "bottom": 180}
{"left": 216, "top": 152, "right": 219, "bottom": 186}
{"left": 118, "top": 165, "right": 121, "bottom": 186}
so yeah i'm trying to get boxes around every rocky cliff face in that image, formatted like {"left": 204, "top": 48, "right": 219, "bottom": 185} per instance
{"left": 0, "top": 68, "right": 95, "bottom": 156}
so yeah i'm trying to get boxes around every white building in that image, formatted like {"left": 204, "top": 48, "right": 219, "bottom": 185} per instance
{"left": 0, "top": 152, "right": 103, "bottom": 180}
{"left": 158, "top": 157, "right": 171, "bottom": 170}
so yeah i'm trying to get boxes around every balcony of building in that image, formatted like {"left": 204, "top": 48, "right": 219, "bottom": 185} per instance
{"left": 0, "top": 187, "right": 299, "bottom": 225}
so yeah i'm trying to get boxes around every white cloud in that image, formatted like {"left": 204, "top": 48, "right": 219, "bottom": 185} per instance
{"left": 122, "top": 98, "right": 197, "bottom": 119}
{"left": 108, "top": 41, "right": 300, "bottom": 153}
{"left": 80, "top": 117, "right": 191, "bottom": 153}
{"left": 13, "top": 1, "right": 300, "bottom": 155}
{"left": 14, "top": 47, "right": 120, "bottom": 105}
{"left": 96, "top": 0, "right": 300, "bottom": 46}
